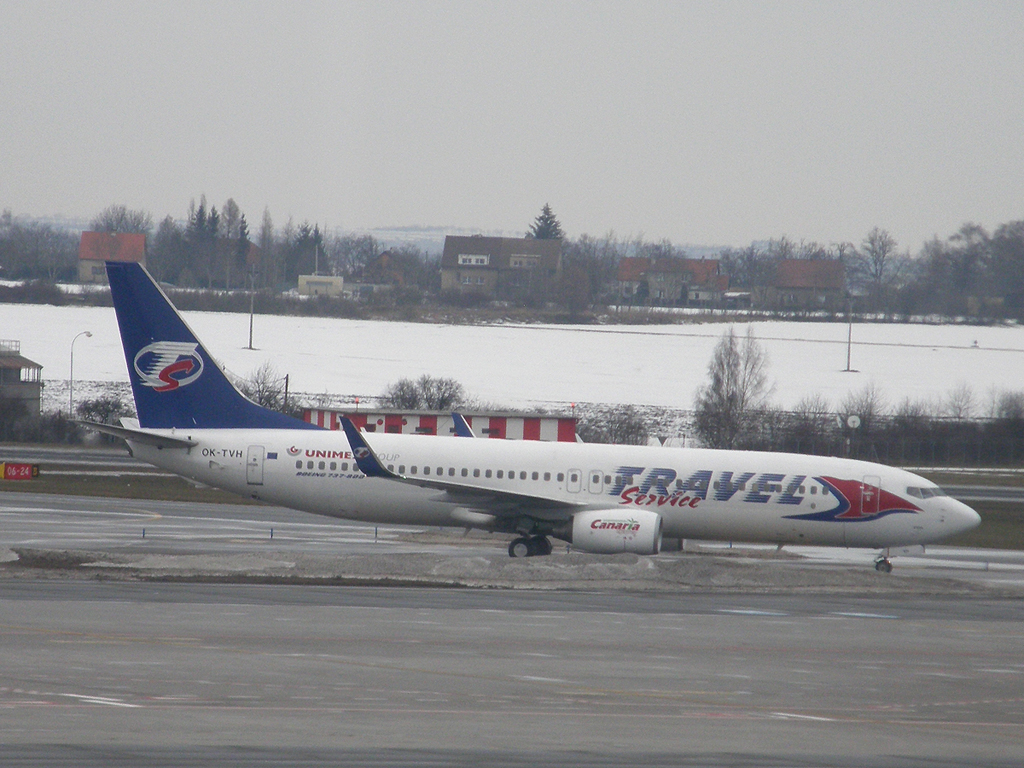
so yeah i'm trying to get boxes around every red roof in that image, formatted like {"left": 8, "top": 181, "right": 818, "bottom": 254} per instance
{"left": 774, "top": 259, "right": 845, "bottom": 290}
{"left": 78, "top": 232, "right": 146, "bottom": 263}
{"left": 617, "top": 257, "right": 651, "bottom": 282}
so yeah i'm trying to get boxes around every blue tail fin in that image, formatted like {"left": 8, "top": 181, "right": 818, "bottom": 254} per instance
{"left": 106, "top": 261, "right": 320, "bottom": 431}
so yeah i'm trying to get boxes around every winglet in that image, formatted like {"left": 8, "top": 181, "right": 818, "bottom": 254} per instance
{"left": 451, "top": 412, "right": 475, "bottom": 438}
{"left": 339, "top": 417, "right": 398, "bottom": 478}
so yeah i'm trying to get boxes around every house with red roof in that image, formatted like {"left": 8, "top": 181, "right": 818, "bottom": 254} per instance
{"left": 78, "top": 232, "right": 146, "bottom": 284}
{"left": 755, "top": 259, "right": 846, "bottom": 311}
{"left": 616, "top": 256, "right": 728, "bottom": 306}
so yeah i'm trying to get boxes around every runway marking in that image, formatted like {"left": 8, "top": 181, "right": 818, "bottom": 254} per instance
{"left": 58, "top": 693, "right": 139, "bottom": 708}
{"left": 770, "top": 711, "right": 835, "bottom": 721}
{"left": 831, "top": 611, "right": 900, "bottom": 619}
{"left": 717, "top": 608, "right": 789, "bottom": 616}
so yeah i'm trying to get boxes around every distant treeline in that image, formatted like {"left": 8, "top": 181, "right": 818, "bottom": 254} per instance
{"left": 3, "top": 202, "right": 1024, "bottom": 321}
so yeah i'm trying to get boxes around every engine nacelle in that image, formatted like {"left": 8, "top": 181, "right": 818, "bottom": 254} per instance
{"left": 571, "top": 509, "right": 663, "bottom": 555}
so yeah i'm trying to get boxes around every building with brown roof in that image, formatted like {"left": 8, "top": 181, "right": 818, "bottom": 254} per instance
{"left": 755, "top": 259, "right": 846, "bottom": 311}
{"left": 0, "top": 340, "right": 42, "bottom": 416}
{"left": 616, "top": 257, "right": 728, "bottom": 306}
{"left": 78, "top": 232, "right": 146, "bottom": 284}
{"left": 440, "top": 235, "right": 561, "bottom": 300}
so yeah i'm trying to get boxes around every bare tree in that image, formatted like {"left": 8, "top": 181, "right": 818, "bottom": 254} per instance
{"left": 418, "top": 375, "right": 466, "bottom": 410}
{"left": 237, "top": 362, "right": 286, "bottom": 410}
{"left": 379, "top": 375, "right": 467, "bottom": 411}
{"left": 852, "top": 228, "right": 905, "bottom": 312}
{"left": 90, "top": 204, "right": 153, "bottom": 234}
{"left": 943, "top": 381, "right": 975, "bottom": 421}
{"left": 693, "top": 327, "right": 773, "bottom": 448}
{"left": 576, "top": 405, "right": 649, "bottom": 445}
{"left": 220, "top": 198, "right": 242, "bottom": 240}
{"left": 839, "top": 382, "right": 887, "bottom": 432}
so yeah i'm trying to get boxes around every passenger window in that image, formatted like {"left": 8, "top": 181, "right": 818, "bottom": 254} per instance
{"left": 449, "top": 468, "right": 455, "bottom": 477}
{"left": 473, "top": 469, "right": 480, "bottom": 477}
{"left": 544, "top": 472, "right": 551, "bottom": 481}
{"left": 437, "top": 468, "right": 443, "bottom": 476}
{"left": 411, "top": 466, "right": 418, "bottom": 475}
{"left": 387, "top": 464, "right": 394, "bottom": 472}
{"left": 342, "top": 462, "right": 349, "bottom": 471}
{"left": 532, "top": 472, "right": 538, "bottom": 480}
{"left": 461, "top": 468, "right": 468, "bottom": 477}
{"left": 307, "top": 461, "right": 314, "bottom": 469}
{"left": 509, "top": 470, "right": 515, "bottom": 479}
{"left": 295, "top": 460, "right": 302, "bottom": 469}
{"left": 398, "top": 465, "right": 405, "bottom": 473}
{"left": 485, "top": 469, "right": 492, "bottom": 478}
{"left": 424, "top": 466, "right": 431, "bottom": 475}
{"left": 714, "top": 481, "right": 720, "bottom": 490}
{"left": 799, "top": 486, "right": 805, "bottom": 494}
{"left": 557, "top": 473, "right": 564, "bottom": 482}
{"left": 604, "top": 475, "right": 611, "bottom": 484}
{"left": 330, "top": 462, "right": 336, "bottom": 471}
{"left": 497, "top": 470, "right": 504, "bottom": 479}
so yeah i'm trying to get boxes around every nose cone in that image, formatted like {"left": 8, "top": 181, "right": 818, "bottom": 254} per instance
{"left": 948, "top": 499, "right": 982, "bottom": 535}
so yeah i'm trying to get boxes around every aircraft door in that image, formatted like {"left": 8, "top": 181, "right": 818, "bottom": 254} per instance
{"left": 567, "top": 469, "right": 582, "bottom": 493}
{"left": 588, "top": 469, "right": 604, "bottom": 494}
{"left": 246, "top": 445, "right": 265, "bottom": 485}
{"left": 861, "top": 475, "right": 881, "bottom": 517}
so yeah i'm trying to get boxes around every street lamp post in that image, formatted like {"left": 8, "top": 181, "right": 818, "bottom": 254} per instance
{"left": 69, "top": 330, "right": 93, "bottom": 415}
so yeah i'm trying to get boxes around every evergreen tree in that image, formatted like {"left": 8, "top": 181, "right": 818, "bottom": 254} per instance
{"left": 528, "top": 203, "right": 564, "bottom": 239}
{"left": 236, "top": 214, "right": 250, "bottom": 266}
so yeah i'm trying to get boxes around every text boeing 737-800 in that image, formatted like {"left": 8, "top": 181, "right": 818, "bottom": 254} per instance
{"left": 87, "top": 261, "right": 980, "bottom": 571}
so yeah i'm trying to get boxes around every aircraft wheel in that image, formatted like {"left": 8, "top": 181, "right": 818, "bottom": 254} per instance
{"left": 530, "top": 535, "right": 553, "bottom": 556}
{"left": 874, "top": 558, "right": 893, "bottom": 573}
{"left": 509, "top": 537, "right": 532, "bottom": 558}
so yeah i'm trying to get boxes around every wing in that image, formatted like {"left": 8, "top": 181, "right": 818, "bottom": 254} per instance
{"left": 339, "top": 417, "right": 589, "bottom": 522}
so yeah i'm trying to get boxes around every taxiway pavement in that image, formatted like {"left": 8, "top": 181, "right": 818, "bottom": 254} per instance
{"left": 3, "top": 490, "right": 1024, "bottom": 766}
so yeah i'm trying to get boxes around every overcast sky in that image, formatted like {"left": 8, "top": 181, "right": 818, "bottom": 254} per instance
{"left": 2, "top": 1, "right": 1021, "bottom": 251}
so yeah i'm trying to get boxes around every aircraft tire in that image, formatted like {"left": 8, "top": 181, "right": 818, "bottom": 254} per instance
{"left": 530, "top": 536, "right": 553, "bottom": 556}
{"left": 509, "top": 537, "right": 532, "bottom": 558}
{"left": 874, "top": 558, "right": 893, "bottom": 573}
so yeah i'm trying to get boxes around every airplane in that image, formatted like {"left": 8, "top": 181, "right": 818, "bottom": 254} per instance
{"left": 87, "top": 261, "right": 981, "bottom": 572}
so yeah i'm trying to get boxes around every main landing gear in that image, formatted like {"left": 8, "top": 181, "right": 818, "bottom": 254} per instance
{"left": 874, "top": 556, "right": 893, "bottom": 573}
{"left": 508, "top": 535, "right": 553, "bottom": 558}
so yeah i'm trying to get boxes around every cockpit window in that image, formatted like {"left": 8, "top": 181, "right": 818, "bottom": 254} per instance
{"left": 906, "top": 486, "right": 948, "bottom": 499}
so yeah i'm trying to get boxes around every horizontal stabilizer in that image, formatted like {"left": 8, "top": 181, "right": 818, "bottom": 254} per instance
{"left": 76, "top": 420, "right": 197, "bottom": 449}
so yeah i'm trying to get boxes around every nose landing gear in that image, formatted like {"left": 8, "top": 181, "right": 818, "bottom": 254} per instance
{"left": 874, "top": 556, "right": 893, "bottom": 573}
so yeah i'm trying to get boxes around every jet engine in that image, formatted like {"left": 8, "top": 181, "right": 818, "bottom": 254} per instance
{"left": 570, "top": 509, "right": 663, "bottom": 555}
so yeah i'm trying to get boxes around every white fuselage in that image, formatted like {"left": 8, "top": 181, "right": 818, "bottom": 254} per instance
{"left": 129, "top": 427, "right": 981, "bottom": 550}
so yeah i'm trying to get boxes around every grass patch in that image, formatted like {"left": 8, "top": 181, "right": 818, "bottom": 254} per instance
{"left": 0, "top": 473, "right": 253, "bottom": 504}
{"left": 942, "top": 500, "right": 1024, "bottom": 550}
{"left": 919, "top": 469, "right": 1024, "bottom": 488}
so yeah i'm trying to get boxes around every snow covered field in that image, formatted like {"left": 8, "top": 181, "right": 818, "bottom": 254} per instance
{"left": 4, "top": 302, "right": 1024, "bottom": 415}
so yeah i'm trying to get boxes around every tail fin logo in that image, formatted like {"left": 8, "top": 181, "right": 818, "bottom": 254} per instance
{"left": 134, "top": 342, "right": 205, "bottom": 392}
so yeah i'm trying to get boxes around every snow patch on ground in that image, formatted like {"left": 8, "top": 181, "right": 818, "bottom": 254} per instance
{"left": 5, "top": 303, "right": 1024, "bottom": 416}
